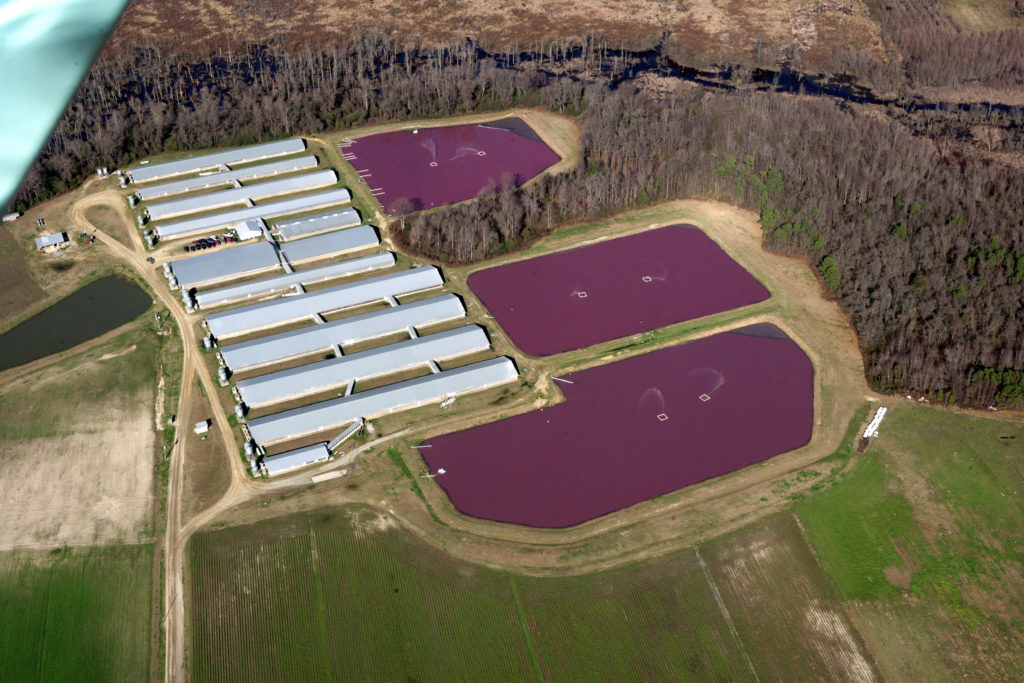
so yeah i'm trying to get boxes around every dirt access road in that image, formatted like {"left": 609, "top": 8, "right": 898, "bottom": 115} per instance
{"left": 70, "top": 192, "right": 253, "bottom": 683}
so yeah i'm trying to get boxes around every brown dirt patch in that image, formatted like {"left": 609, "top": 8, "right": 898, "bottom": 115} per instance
{"left": 103, "top": 0, "right": 886, "bottom": 66}
{"left": 84, "top": 205, "right": 133, "bottom": 248}
{"left": 706, "top": 515, "right": 877, "bottom": 681}
{"left": 942, "top": 0, "right": 1024, "bottom": 32}
{"left": 883, "top": 536, "right": 919, "bottom": 589}
{"left": 0, "top": 406, "right": 154, "bottom": 550}
{"left": 888, "top": 454, "right": 956, "bottom": 545}
{"left": 883, "top": 565, "right": 911, "bottom": 590}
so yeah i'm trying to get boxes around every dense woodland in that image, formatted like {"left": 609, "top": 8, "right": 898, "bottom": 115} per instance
{"left": 863, "top": 0, "right": 1024, "bottom": 88}
{"left": 9, "top": 19, "right": 1024, "bottom": 408}
{"left": 402, "top": 86, "right": 1024, "bottom": 408}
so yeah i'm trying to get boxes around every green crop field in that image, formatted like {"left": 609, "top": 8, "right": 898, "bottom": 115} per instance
{"left": 796, "top": 404, "right": 1024, "bottom": 680}
{"left": 188, "top": 506, "right": 870, "bottom": 681}
{"left": 0, "top": 544, "right": 154, "bottom": 681}
{"left": 189, "top": 509, "right": 534, "bottom": 681}
{"left": 188, "top": 403, "right": 1024, "bottom": 681}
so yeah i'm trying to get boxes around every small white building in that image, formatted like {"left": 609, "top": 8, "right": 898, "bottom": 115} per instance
{"left": 34, "top": 232, "right": 68, "bottom": 252}
{"left": 232, "top": 219, "right": 264, "bottom": 242}
{"left": 2, "top": 212, "right": 19, "bottom": 223}
{"left": 194, "top": 419, "right": 210, "bottom": 435}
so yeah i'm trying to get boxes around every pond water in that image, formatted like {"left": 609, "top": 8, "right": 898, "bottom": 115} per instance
{"left": 0, "top": 275, "right": 152, "bottom": 371}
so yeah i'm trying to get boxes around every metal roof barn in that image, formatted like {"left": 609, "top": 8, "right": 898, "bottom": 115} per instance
{"left": 154, "top": 188, "right": 352, "bottom": 240}
{"left": 129, "top": 138, "right": 306, "bottom": 183}
{"left": 196, "top": 252, "right": 395, "bottom": 309}
{"left": 279, "top": 225, "right": 379, "bottom": 264}
{"left": 145, "top": 170, "right": 338, "bottom": 220}
{"left": 219, "top": 294, "right": 466, "bottom": 371}
{"left": 168, "top": 242, "right": 281, "bottom": 289}
{"left": 34, "top": 232, "right": 68, "bottom": 249}
{"left": 205, "top": 266, "right": 444, "bottom": 338}
{"left": 274, "top": 208, "right": 362, "bottom": 240}
{"left": 262, "top": 443, "right": 330, "bottom": 476}
{"left": 237, "top": 325, "right": 490, "bottom": 408}
{"left": 136, "top": 155, "right": 318, "bottom": 200}
{"left": 247, "top": 357, "right": 518, "bottom": 446}
{"left": 232, "top": 219, "right": 264, "bottom": 241}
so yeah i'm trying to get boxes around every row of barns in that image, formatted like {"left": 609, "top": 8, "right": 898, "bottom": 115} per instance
{"left": 127, "top": 139, "right": 357, "bottom": 242}
{"left": 128, "top": 139, "right": 518, "bottom": 477}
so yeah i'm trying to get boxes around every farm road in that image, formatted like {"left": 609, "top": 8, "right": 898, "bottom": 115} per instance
{"left": 71, "top": 190, "right": 415, "bottom": 681}
{"left": 71, "top": 192, "right": 253, "bottom": 683}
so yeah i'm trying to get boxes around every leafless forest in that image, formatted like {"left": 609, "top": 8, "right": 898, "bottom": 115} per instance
{"left": 10, "top": 22, "right": 1024, "bottom": 408}
{"left": 863, "top": 0, "right": 1024, "bottom": 88}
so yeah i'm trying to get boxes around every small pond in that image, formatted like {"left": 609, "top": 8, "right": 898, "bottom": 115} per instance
{"left": 0, "top": 275, "right": 152, "bottom": 371}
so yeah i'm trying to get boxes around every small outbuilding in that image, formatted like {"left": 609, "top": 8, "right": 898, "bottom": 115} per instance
{"left": 34, "top": 232, "right": 68, "bottom": 252}
{"left": 194, "top": 419, "right": 210, "bottom": 435}
{"left": 232, "top": 219, "right": 264, "bottom": 242}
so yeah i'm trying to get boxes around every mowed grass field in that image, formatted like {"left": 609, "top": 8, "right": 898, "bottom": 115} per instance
{"left": 0, "top": 225, "right": 44, "bottom": 329}
{"left": 189, "top": 401, "right": 1024, "bottom": 680}
{"left": 0, "top": 544, "right": 154, "bottom": 680}
{"left": 189, "top": 506, "right": 873, "bottom": 681}
{"left": 796, "top": 404, "right": 1024, "bottom": 680}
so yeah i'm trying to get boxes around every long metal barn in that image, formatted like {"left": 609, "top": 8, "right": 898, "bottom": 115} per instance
{"left": 218, "top": 294, "right": 467, "bottom": 372}
{"left": 145, "top": 170, "right": 338, "bottom": 220}
{"left": 167, "top": 242, "right": 282, "bottom": 289}
{"left": 247, "top": 357, "right": 519, "bottom": 447}
{"left": 128, "top": 138, "right": 306, "bottom": 183}
{"left": 278, "top": 226, "right": 377, "bottom": 264}
{"left": 273, "top": 208, "right": 362, "bottom": 240}
{"left": 137, "top": 155, "right": 319, "bottom": 200}
{"left": 204, "top": 266, "right": 444, "bottom": 338}
{"left": 154, "top": 188, "right": 352, "bottom": 240}
{"left": 236, "top": 325, "right": 490, "bottom": 408}
{"left": 261, "top": 443, "right": 331, "bottom": 476}
{"left": 196, "top": 252, "right": 396, "bottom": 309}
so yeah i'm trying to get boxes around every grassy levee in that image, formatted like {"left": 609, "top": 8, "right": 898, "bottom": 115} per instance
{"left": 796, "top": 404, "right": 1024, "bottom": 680}
{"left": 188, "top": 504, "right": 871, "bottom": 681}
{"left": 0, "top": 544, "right": 154, "bottom": 680}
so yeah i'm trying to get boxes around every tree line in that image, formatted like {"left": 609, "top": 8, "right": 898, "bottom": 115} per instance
{"left": 842, "top": 0, "right": 1024, "bottom": 91}
{"left": 11, "top": 37, "right": 576, "bottom": 211}
{"left": 396, "top": 84, "right": 1024, "bottom": 409}
{"left": 9, "top": 34, "right": 1024, "bottom": 408}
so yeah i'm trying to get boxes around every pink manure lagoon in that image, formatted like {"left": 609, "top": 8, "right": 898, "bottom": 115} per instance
{"left": 468, "top": 225, "right": 771, "bottom": 357}
{"left": 421, "top": 324, "right": 814, "bottom": 528}
{"left": 342, "top": 117, "right": 560, "bottom": 212}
